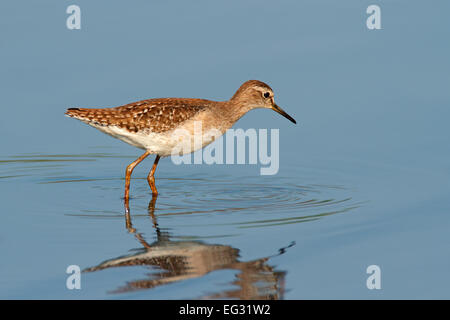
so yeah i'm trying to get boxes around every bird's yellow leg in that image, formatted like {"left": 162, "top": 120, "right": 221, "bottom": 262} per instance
{"left": 124, "top": 151, "right": 150, "bottom": 209}
{"left": 147, "top": 155, "right": 161, "bottom": 196}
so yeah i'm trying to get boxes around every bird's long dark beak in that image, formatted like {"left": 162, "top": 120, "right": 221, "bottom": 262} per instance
{"left": 272, "top": 104, "right": 296, "bottom": 124}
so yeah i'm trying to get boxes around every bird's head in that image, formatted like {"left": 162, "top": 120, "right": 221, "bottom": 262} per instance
{"left": 230, "top": 80, "right": 296, "bottom": 124}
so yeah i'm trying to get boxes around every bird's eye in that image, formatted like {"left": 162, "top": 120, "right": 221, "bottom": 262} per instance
{"left": 263, "top": 92, "right": 270, "bottom": 99}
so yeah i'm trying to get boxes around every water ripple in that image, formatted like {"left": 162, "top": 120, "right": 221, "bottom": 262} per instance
{"left": 1, "top": 153, "right": 362, "bottom": 229}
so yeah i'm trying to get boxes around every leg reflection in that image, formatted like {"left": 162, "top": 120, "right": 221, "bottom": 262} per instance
{"left": 87, "top": 195, "right": 290, "bottom": 299}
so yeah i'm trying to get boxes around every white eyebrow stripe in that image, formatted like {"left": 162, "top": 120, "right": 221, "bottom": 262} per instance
{"left": 253, "top": 86, "right": 273, "bottom": 95}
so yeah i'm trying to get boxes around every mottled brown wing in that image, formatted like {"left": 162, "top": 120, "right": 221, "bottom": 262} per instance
{"left": 66, "top": 98, "right": 210, "bottom": 133}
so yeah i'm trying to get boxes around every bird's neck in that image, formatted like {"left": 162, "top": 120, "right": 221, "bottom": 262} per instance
{"left": 224, "top": 98, "right": 254, "bottom": 123}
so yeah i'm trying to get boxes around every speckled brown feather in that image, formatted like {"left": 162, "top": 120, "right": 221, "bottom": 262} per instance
{"left": 65, "top": 98, "right": 213, "bottom": 133}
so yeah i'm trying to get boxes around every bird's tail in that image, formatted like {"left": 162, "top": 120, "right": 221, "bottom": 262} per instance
{"left": 65, "top": 107, "right": 85, "bottom": 119}
{"left": 65, "top": 107, "right": 120, "bottom": 127}
{"left": 65, "top": 107, "right": 104, "bottom": 126}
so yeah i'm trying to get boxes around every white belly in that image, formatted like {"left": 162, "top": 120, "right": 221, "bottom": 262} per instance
{"left": 91, "top": 121, "right": 223, "bottom": 157}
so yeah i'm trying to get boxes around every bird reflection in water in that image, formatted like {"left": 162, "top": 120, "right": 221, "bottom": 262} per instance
{"left": 84, "top": 196, "right": 294, "bottom": 299}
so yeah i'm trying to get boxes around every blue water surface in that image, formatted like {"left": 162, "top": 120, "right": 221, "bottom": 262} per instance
{"left": 1, "top": 0, "right": 449, "bottom": 299}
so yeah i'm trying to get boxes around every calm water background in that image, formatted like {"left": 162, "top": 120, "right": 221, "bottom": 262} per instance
{"left": 1, "top": 1, "right": 450, "bottom": 299}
